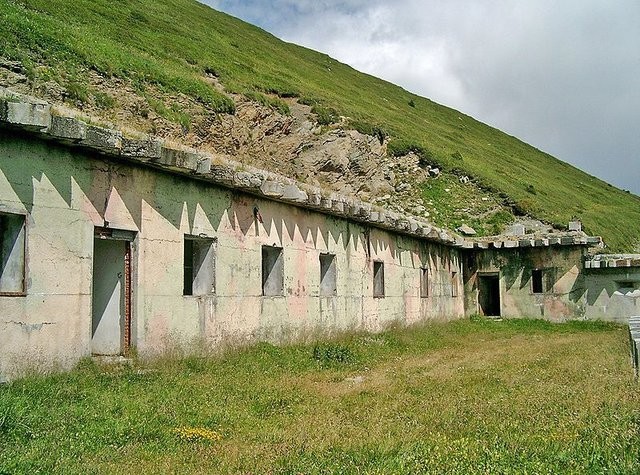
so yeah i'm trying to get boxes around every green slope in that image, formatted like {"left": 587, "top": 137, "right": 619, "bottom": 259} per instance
{"left": 1, "top": 0, "right": 638, "bottom": 251}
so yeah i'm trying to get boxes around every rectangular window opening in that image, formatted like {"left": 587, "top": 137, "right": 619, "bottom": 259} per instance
{"left": 319, "top": 253, "right": 337, "bottom": 296}
{"left": 0, "top": 212, "right": 26, "bottom": 295}
{"left": 262, "top": 245, "right": 284, "bottom": 296}
{"left": 420, "top": 268, "right": 429, "bottom": 298}
{"left": 373, "top": 261, "right": 385, "bottom": 298}
{"left": 183, "top": 236, "right": 216, "bottom": 296}
{"left": 531, "top": 269, "right": 543, "bottom": 294}
{"left": 451, "top": 271, "right": 459, "bottom": 297}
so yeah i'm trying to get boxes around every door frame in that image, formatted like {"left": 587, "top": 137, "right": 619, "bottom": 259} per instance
{"left": 477, "top": 271, "right": 501, "bottom": 317}
{"left": 92, "top": 227, "right": 136, "bottom": 356}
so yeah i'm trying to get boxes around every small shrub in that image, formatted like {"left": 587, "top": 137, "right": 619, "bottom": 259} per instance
{"left": 65, "top": 81, "right": 89, "bottom": 103}
{"left": 311, "top": 105, "right": 340, "bottom": 125}
{"left": 93, "top": 91, "right": 115, "bottom": 109}
{"left": 203, "top": 65, "right": 219, "bottom": 77}
{"left": 298, "top": 96, "right": 318, "bottom": 107}
{"left": 387, "top": 138, "right": 425, "bottom": 157}
{"left": 387, "top": 139, "right": 437, "bottom": 167}
{"left": 408, "top": 98, "right": 416, "bottom": 108}
{"left": 244, "top": 91, "right": 290, "bottom": 115}
{"left": 349, "top": 120, "right": 387, "bottom": 145}
{"left": 526, "top": 184, "right": 537, "bottom": 195}
{"left": 129, "top": 10, "right": 149, "bottom": 24}
{"left": 312, "top": 343, "right": 356, "bottom": 366}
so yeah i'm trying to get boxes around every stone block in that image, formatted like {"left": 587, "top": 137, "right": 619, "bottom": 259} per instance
{"left": 208, "top": 164, "right": 235, "bottom": 186}
{"left": 474, "top": 241, "right": 489, "bottom": 249}
{"left": 281, "top": 184, "right": 308, "bottom": 202}
{"left": 121, "top": 136, "right": 162, "bottom": 161}
{"left": 560, "top": 236, "right": 574, "bottom": 245}
{"left": 534, "top": 239, "right": 549, "bottom": 247}
{"left": 48, "top": 115, "right": 86, "bottom": 141}
{"left": 419, "top": 225, "right": 432, "bottom": 235}
{"left": 519, "top": 239, "right": 534, "bottom": 247}
{"left": 0, "top": 99, "right": 51, "bottom": 130}
{"left": 438, "top": 231, "right": 451, "bottom": 242}
{"left": 196, "top": 156, "right": 211, "bottom": 174}
{"left": 507, "top": 224, "right": 525, "bottom": 236}
{"left": 307, "top": 191, "right": 322, "bottom": 207}
{"left": 491, "top": 241, "right": 504, "bottom": 249}
{"left": 548, "top": 237, "right": 561, "bottom": 245}
{"left": 503, "top": 241, "right": 518, "bottom": 248}
{"left": 83, "top": 125, "right": 122, "bottom": 153}
{"left": 320, "top": 197, "right": 332, "bottom": 209}
{"left": 332, "top": 200, "right": 345, "bottom": 214}
{"left": 457, "top": 224, "right": 476, "bottom": 236}
{"left": 568, "top": 221, "right": 582, "bottom": 231}
{"left": 356, "top": 203, "right": 371, "bottom": 219}
{"left": 260, "top": 180, "right": 285, "bottom": 198}
{"left": 233, "top": 171, "right": 263, "bottom": 189}
{"left": 157, "top": 147, "right": 207, "bottom": 172}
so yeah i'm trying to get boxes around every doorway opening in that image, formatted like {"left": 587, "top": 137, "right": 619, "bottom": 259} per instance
{"left": 91, "top": 227, "right": 135, "bottom": 356}
{"left": 478, "top": 273, "right": 501, "bottom": 316}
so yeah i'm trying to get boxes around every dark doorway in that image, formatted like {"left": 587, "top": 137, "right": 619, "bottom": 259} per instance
{"left": 478, "top": 274, "right": 501, "bottom": 316}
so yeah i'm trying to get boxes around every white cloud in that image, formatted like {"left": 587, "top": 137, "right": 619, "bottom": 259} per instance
{"left": 203, "top": 0, "right": 640, "bottom": 194}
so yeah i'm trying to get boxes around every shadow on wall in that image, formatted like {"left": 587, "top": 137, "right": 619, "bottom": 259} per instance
{"left": 0, "top": 132, "right": 454, "bottom": 267}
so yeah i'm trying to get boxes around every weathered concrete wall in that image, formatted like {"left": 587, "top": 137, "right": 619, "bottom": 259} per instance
{"left": 465, "top": 246, "right": 588, "bottom": 321}
{"left": 582, "top": 269, "right": 640, "bottom": 323}
{"left": 0, "top": 133, "right": 464, "bottom": 378}
{"left": 465, "top": 247, "right": 640, "bottom": 322}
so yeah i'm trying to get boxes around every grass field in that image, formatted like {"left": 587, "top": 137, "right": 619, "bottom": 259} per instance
{"left": 1, "top": 0, "right": 639, "bottom": 251}
{"left": 1, "top": 318, "right": 638, "bottom": 474}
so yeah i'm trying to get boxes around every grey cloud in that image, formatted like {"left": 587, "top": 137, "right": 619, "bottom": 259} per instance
{"left": 202, "top": 0, "right": 640, "bottom": 194}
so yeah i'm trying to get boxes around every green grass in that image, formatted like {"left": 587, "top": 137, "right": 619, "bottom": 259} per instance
{"left": 1, "top": 318, "right": 639, "bottom": 474}
{"left": 1, "top": 0, "right": 639, "bottom": 250}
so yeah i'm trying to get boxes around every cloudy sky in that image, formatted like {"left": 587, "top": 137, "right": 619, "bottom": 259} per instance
{"left": 203, "top": 1, "right": 640, "bottom": 195}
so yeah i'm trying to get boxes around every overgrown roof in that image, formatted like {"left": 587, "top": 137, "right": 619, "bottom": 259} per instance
{"left": 1, "top": 0, "right": 638, "bottom": 251}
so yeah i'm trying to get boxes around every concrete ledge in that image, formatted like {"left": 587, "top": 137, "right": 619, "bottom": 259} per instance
{"left": 0, "top": 98, "right": 51, "bottom": 131}
{"left": 121, "top": 137, "right": 163, "bottom": 161}
{"left": 585, "top": 254, "right": 640, "bottom": 270}
{"left": 83, "top": 125, "right": 122, "bottom": 154}
{"left": 48, "top": 115, "right": 86, "bottom": 142}
{"left": 0, "top": 90, "right": 606, "bottom": 249}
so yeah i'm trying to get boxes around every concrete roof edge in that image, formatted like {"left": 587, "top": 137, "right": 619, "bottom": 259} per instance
{"left": 0, "top": 90, "right": 464, "bottom": 246}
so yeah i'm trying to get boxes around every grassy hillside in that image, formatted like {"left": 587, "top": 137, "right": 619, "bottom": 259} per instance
{"left": 1, "top": 0, "right": 639, "bottom": 251}
{"left": 1, "top": 319, "right": 638, "bottom": 473}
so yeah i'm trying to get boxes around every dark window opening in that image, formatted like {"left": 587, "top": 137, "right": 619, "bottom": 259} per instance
{"left": 319, "top": 253, "right": 337, "bottom": 296}
{"left": 420, "top": 268, "right": 429, "bottom": 298}
{"left": 451, "top": 271, "right": 459, "bottom": 297}
{"left": 532, "top": 269, "right": 544, "bottom": 294}
{"left": 373, "top": 261, "right": 385, "bottom": 298}
{"left": 183, "top": 236, "right": 216, "bottom": 296}
{"left": 262, "top": 246, "right": 284, "bottom": 296}
{"left": 0, "top": 212, "right": 26, "bottom": 295}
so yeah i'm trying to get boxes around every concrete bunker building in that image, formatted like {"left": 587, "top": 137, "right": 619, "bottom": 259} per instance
{"left": 1, "top": 92, "right": 639, "bottom": 380}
